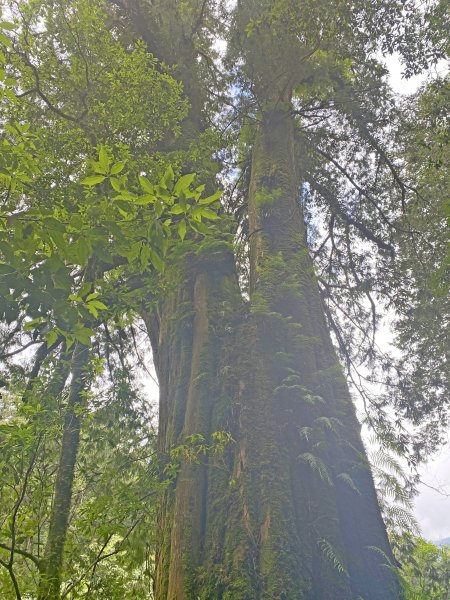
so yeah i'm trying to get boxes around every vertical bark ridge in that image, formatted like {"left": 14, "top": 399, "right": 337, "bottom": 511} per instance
{"left": 145, "top": 247, "right": 245, "bottom": 600}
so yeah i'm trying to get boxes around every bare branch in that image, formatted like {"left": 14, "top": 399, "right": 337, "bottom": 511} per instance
{"left": 309, "top": 177, "right": 395, "bottom": 256}
{"left": 0, "top": 543, "right": 41, "bottom": 570}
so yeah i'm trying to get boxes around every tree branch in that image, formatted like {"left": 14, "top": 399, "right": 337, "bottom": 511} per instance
{"left": 13, "top": 49, "right": 87, "bottom": 124}
{"left": 0, "top": 557, "right": 22, "bottom": 600}
{"left": 313, "top": 147, "right": 396, "bottom": 229}
{"left": 309, "top": 177, "right": 395, "bottom": 256}
{"left": 0, "top": 543, "right": 41, "bottom": 570}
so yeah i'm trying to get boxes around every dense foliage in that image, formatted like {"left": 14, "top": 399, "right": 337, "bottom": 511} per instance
{"left": 392, "top": 535, "right": 450, "bottom": 599}
{"left": 0, "top": 1, "right": 222, "bottom": 596}
{"left": 0, "top": 0, "right": 448, "bottom": 598}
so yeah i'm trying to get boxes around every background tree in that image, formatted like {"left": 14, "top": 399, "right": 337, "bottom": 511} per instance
{"left": 392, "top": 535, "right": 450, "bottom": 600}
{"left": 378, "top": 75, "right": 449, "bottom": 461}
{"left": 1, "top": 1, "right": 221, "bottom": 598}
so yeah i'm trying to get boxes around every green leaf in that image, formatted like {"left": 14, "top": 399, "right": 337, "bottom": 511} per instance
{"left": 87, "top": 305, "right": 99, "bottom": 318}
{"left": 189, "top": 221, "right": 210, "bottom": 235}
{"left": 133, "top": 194, "right": 156, "bottom": 205}
{"left": 88, "top": 300, "right": 107, "bottom": 311}
{"left": 67, "top": 239, "right": 91, "bottom": 265}
{"left": 79, "top": 283, "right": 92, "bottom": 298}
{"left": 0, "top": 22, "right": 18, "bottom": 31}
{"left": 177, "top": 219, "right": 187, "bottom": 241}
{"left": 151, "top": 250, "right": 164, "bottom": 272}
{"left": 199, "top": 191, "right": 222, "bottom": 205}
{"left": 110, "top": 161, "right": 126, "bottom": 175}
{"left": 154, "top": 199, "right": 164, "bottom": 217}
{"left": 299, "top": 453, "right": 332, "bottom": 486}
{"left": 92, "top": 161, "right": 108, "bottom": 175}
{"left": 23, "top": 317, "right": 45, "bottom": 331}
{"left": 115, "top": 191, "right": 137, "bottom": 201}
{"left": 161, "top": 165, "right": 175, "bottom": 188}
{"left": 127, "top": 241, "right": 142, "bottom": 263}
{"left": 98, "top": 146, "right": 110, "bottom": 172}
{"left": 85, "top": 292, "right": 99, "bottom": 301}
{"left": 45, "top": 330, "right": 58, "bottom": 348}
{"left": 170, "top": 204, "right": 185, "bottom": 215}
{"left": 73, "top": 326, "right": 93, "bottom": 346}
{"left": 140, "top": 244, "right": 151, "bottom": 270}
{"left": 44, "top": 217, "right": 66, "bottom": 233}
{"left": 117, "top": 207, "right": 129, "bottom": 219}
{"left": 198, "top": 207, "right": 220, "bottom": 220}
{"left": 138, "top": 175, "right": 153, "bottom": 193}
{"left": 81, "top": 175, "right": 105, "bottom": 186}
{"left": 65, "top": 335, "right": 75, "bottom": 350}
{"left": 110, "top": 177, "right": 122, "bottom": 192}
{"left": 174, "top": 173, "right": 195, "bottom": 194}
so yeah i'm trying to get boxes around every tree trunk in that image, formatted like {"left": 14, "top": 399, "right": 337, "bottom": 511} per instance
{"left": 117, "top": 2, "right": 403, "bottom": 597}
{"left": 142, "top": 245, "right": 246, "bottom": 599}
{"left": 149, "top": 107, "right": 402, "bottom": 600}
{"left": 38, "top": 343, "right": 90, "bottom": 600}
{"left": 233, "top": 104, "right": 402, "bottom": 598}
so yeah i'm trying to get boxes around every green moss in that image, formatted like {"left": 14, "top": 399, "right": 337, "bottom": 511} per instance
{"left": 254, "top": 185, "right": 283, "bottom": 207}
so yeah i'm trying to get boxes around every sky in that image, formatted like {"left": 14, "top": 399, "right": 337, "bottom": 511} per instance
{"left": 381, "top": 54, "right": 450, "bottom": 542}
{"left": 414, "top": 446, "right": 450, "bottom": 541}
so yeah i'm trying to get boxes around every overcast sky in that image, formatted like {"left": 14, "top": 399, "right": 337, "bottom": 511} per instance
{"left": 383, "top": 54, "right": 450, "bottom": 542}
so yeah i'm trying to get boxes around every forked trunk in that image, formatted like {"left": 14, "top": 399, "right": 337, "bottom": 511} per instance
{"left": 148, "top": 107, "right": 402, "bottom": 599}
{"left": 116, "top": 2, "right": 402, "bottom": 597}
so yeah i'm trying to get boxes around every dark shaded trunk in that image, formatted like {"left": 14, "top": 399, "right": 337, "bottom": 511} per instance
{"left": 149, "top": 111, "right": 402, "bottom": 600}
{"left": 142, "top": 245, "right": 245, "bottom": 599}
{"left": 38, "top": 343, "right": 90, "bottom": 600}
{"left": 117, "top": 2, "right": 402, "bottom": 597}
{"left": 230, "top": 105, "right": 402, "bottom": 599}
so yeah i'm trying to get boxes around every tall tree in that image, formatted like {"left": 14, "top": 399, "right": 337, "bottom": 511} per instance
{"left": 112, "top": 1, "right": 446, "bottom": 598}
{"left": 1, "top": 0, "right": 447, "bottom": 598}
{"left": 0, "top": 2, "right": 221, "bottom": 597}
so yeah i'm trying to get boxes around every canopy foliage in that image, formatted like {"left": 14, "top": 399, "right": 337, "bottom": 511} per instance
{"left": 0, "top": 0, "right": 448, "bottom": 597}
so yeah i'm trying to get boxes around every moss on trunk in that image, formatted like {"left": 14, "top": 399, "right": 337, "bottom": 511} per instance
{"left": 240, "top": 104, "right": 402, "bottom": 599}
{"left": 143, "top": 247, "right": 245, "bottom": 600}
{"left": 150, "top": 107, "right": 402, "bottom": 600}
{"left": 126, "top": 2, "right": 403, "bottom": 596}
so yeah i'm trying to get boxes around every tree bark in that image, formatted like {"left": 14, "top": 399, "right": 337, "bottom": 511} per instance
{"left": 118, "top": 2, "right": 403, "bottom": 597}
{"left": 149, "top": 108, "right": 402, "bottom": 600}
{"left": 236, "top": 103, "right": 402, "bottom": 598}
{"left": 38, "top": 343, "right": 90, "bottom": 600}
{"left": 142, "top": 246, "right": 245, "bottom": 599}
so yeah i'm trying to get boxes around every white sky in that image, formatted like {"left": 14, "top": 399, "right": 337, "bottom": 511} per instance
{"left": 382, "top": 54, "right": 450, "bottom": 541}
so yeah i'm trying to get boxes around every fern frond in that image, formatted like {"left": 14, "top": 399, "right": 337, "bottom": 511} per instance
{"left": 337, "top": 472, "right": 361, "bottom": 495}
{"left": 317, "top": 538, "right": 348, "bottom": 575}
{"left": 299, "top": 452, "right": 332, "bottom": 486}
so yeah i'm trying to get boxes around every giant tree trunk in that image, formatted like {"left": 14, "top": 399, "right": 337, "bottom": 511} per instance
{"left": 148, "top": 107, "right": 402, "bottom": 600}
{"left": 231, "top": 105, "right": 401, "bottom": 598}
{"left": 142, "top": 245, "right": 246, "bottom": 599}
{"left": 116, "top": 2, "right": 402, "bottom": 597}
